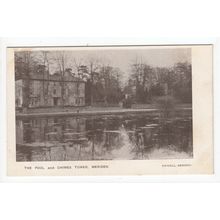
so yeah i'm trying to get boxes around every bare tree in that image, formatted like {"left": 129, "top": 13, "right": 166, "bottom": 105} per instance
{"left": 15, "top": 51, "right": 36, "bottom": 109}
{"left": 72, "top": 57, "right": 83, "bottom": 76}
{"left": 41, "top": 51, "right": 51, "bottom": 104}
{"left": 72, "top": 56, "right": 102, "bottom": 106}
{"left": 53, "top": 51, "right": 68, "bottom": 107}
{"left": 86, "top": 57, "right": 100, "bottom": 105}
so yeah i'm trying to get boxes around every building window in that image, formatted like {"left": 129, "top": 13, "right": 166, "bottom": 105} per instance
{"left": 65, "top": 88, "right": 68, "bottom": 96}
{"left": 75, "top": 98, "right": 79, "bottom": 105}
{"left": 53, "top": 97, "right": 59, "bottom": 106}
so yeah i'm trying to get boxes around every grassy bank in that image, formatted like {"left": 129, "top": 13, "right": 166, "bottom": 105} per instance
{"left": 16, "top": 104, "right": 192, "bottom": 118}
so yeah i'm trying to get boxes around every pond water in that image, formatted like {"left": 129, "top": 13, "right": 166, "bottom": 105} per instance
{"left": 16, "top": 112, "right": 193, "bottom": 161}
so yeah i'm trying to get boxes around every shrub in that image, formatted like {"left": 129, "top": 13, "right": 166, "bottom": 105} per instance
{"left": 154, "top": 96, "right": 177, "bottom": 118}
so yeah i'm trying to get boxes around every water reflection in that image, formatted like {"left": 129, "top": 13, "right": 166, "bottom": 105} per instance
{"left": 16, "top": 113, "right": 193, "bottom": 161}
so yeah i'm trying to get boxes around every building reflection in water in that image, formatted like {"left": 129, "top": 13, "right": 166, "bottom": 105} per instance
{"left": 16, "top": 113, "right": 193, "bottom": 161}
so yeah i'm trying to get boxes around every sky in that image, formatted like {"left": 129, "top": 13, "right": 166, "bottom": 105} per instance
{"left": 22, "top": 47, "right": 191, "bottom": 85}
{"left": 47, "top": 47, "right": 191, "bottom": 74}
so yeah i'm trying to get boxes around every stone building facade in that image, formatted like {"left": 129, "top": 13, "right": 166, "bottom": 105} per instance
{"left": 15, "top": 71, "right": 85, "bottom": 108}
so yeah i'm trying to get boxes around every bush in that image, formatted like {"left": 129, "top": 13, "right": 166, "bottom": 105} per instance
{"left": 154, "top": 96, "right": 177, "bottom": 117}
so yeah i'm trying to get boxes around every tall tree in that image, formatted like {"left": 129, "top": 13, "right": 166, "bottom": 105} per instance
{"left": 15, "top": 51, "right": 36, "bottom": 108}
{"left": 53, "top": 51, "right": 68, "bottom": 106}
{"left": 130, "top": 59, "right": 156, "bottom": 103}
{"left": 172, "top": 62, "right": 192, "bottom": 102}
{"left": 86, "top": 57, "right": 100, "bottom": 105}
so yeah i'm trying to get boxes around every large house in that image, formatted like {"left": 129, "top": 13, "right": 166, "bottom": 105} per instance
{"left": 15, "top": 67, "right": 86, "bottom": 109}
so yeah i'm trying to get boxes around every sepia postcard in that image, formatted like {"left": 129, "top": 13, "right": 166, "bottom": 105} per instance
{"left": 6, "top": 44, "right": 213, "bottom": 176}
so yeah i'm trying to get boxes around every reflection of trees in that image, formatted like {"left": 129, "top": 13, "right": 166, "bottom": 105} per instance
{"left": 16, "top": 115, "right": 193, "bottom": 161}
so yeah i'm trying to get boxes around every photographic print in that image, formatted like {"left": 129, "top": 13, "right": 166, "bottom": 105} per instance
{"left": 7, "top": 44, "right": 213, "bottom": 176}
